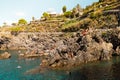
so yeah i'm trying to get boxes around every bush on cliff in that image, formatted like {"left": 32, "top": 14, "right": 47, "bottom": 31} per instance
{"left": 10, "top": 26, "right": 26, "bottom": 31}
{"left": 64, "top": 11, "right": 72, "bottom": 18}
{"left": 18, "top": 19, "right": 27, "bottom": 25}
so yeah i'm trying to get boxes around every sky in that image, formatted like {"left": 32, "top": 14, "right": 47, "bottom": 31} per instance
{"left": 0, "top": 0, "right": 98, "bottom": 26}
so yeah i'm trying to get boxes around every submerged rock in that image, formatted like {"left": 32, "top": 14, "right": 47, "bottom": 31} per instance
{"left": 16, "top": 66, "right": 22, "bottom": 69}
{"left": 19, "top": 52, "right": 41, "bottom": 58}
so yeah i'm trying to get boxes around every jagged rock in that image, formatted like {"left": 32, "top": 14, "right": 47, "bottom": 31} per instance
{"left": 0, "top": 52, "right": 11, "bottom": 59}
{"left": 0, "top": 30, "right": 119, "bottom": 69}
{"left": 19, "top": 53, "right": 25, "bottom": 57}
{"left": 19, "top": 50, "right": 40, "bottom": 58}
{"left": 115, "top": 46, "right": 120, "bottom": 55}
{"left": 99, "top": 42, "right": 113, "bottom": 60}
{"left": 43, "top": 53, "right": 49, "bottom": 56}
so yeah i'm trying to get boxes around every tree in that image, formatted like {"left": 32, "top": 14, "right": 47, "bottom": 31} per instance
{"left": 3, "top": 22, "right": 7, "bottom": 27}
{"left": 72, "top": 8, "right": 77, "bottom": 18}
{"left": 64, "top": 11, "right": 72, "bottom": 18}
{"left": 18, "top": 19, "right": 27, "bottom": 25}
{"left": 62, "top": 6, "right": 67, "bottom": 13}
{"left": 32, "top": 17, "right": 35, "bottom": 21}
{"left": 42, "top": 12, "right": 50, "bottom": 20}
{"left": 72, "top": 4, "right": 83, "bottom": 17}
{"left": 99, "top": 0, "right": 105, "bottom": 2}
{"left": 12, "top": 23, "right": 17, "bottom": 26}
{"left": 76, "top": 4, "right": 82, "bottom": 12}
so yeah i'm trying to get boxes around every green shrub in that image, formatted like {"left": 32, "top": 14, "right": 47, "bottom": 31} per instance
{"left": 42, "top": 12, "right": 50, "bottom": 20}
{"left": 64, "top": 11, "right": 72, "bottom": 18}
{"left": 10, "top": 26, "right": 24, "bottom": 31}
{"left": 18, "top": 19, "right": 27, "bottom": 25}
{"left": 79, "top": 18, "right": 94, "bottom": 29}
{"left": 89, "top": 10, "right": 102, "bottom": 19}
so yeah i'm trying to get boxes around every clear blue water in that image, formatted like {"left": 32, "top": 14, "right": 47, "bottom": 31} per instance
{"left": 0, "top": 50, "right": 120, "bottom": 80}
{"left": 0, "top": 50, "right": 67, "bottom": 80}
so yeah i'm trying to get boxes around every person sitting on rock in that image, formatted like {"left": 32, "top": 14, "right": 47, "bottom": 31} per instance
{"left": 81, "top": 29, "right": 88, "bottom": 36}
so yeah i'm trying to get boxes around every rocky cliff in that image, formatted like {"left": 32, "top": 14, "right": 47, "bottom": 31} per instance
{"left": 0, "top": 29, "right": 120, "bottom": 69}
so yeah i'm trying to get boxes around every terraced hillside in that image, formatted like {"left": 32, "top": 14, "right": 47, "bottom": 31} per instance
{"left": 61, "top": 0, "right": 120, "bottom": 32}
{"left": 0, "top": 0, "right": 119, "bottom": 32}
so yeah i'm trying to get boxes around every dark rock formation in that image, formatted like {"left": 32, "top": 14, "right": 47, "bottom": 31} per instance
{"left": 0, "top": 29, "right": 120, "bottom": 69}
{"left": 38, "top": 32, "right": 113, "bottom": 69}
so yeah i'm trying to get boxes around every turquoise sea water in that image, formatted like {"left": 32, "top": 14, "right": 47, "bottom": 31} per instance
{"left": 0, "top": 50, "right": 120, "bottom": 80}
{"left": 0, "top": 50, "right": 67, "bottom": 80}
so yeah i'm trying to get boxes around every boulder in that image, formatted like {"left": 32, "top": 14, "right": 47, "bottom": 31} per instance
{"left": 0, "top": 52, "right": 11, "bottom": 59}
{"left": 115, "top": 46, "right": 120, "bottom": 56}
{"left": 100, "top": 42, "right": 113, "bottom": 60}
{"left": 43, "top": 53, "right": 49, "bottom": 56}
{"left": 19, "top": 50, "right": 41, "bottom": 58}
{"left": 19, "top": 53, "right": 25, "bottom": 57}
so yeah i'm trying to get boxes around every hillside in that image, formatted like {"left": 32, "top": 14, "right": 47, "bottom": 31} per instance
{"left": 0, "top": 0, "right": 120, "bottom": 32}
{"left": 61, "top": 0, "right": 120, "bottom": 32}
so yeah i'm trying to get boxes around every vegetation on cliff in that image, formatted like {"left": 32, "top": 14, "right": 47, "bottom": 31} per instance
{"left": 0, "top": 4, "right": 83, "bottom": 32}
{"left": 62, "top": 0, "right": 120, "bottom": 32}
{"left": 0, "top": 0, "right": 119, "bottom": 32}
